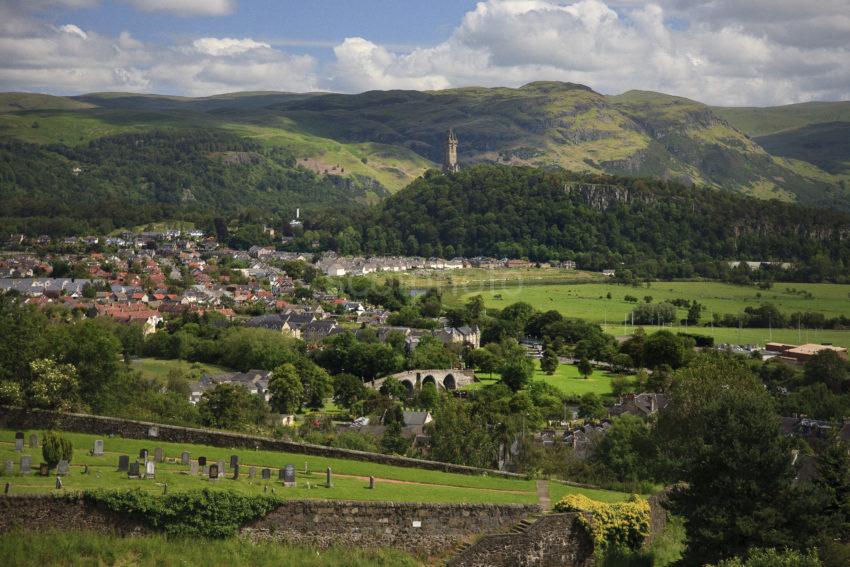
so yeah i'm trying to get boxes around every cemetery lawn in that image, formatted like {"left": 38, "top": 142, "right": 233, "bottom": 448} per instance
{"left": 468, "top": 360, "right": 634, "bottom": 398}
{"left": 0, "top": 429, "right": 629, "bottom": 505}
{"left": 0, "top": 530, "right": 419, "bottom": 567}
{"left": 129, "top": 357, "right": 230, "bottom": 383}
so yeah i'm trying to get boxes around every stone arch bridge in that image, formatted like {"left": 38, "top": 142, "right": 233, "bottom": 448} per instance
{"left": 369, "top": 369, "right": 476, "bottom": 393}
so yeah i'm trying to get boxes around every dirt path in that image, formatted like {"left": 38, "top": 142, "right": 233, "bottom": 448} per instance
{"left": 536, "top": 480, "right": 550, "bottom": 509}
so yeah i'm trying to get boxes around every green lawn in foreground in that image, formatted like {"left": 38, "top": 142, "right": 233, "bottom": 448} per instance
{"left": 468, "top": 360, "right": 634, "bottom": 398}
{"left": 0, "top": 429, "right": 629, "bottom": 504}
{"left": 0, "top": 531, "right": 419, "bottom": 567}
{"left": 129, "top": 357, "right": 231, "bottom": 383}
{"left": 459, "top": 281, "right": 850, "bottom": 325}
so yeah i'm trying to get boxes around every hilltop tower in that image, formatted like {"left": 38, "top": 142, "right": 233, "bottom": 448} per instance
{"left": 443, "top": 129, "right": 459, "bottom": 173}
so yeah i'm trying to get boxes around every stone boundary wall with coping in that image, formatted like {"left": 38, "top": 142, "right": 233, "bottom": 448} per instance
{"left": 0, "top": 407, "right": 525, "bottom": 479}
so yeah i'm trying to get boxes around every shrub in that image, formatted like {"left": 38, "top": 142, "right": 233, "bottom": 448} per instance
{"left": 41, "top": 430, "right": 73, "bottom": 468}
{"left": 84, "top": 489, "right": 283, "bottom": 538}
{"left": 709, "top": 548, "right": 821, "bottom": 567}
{"left": 553, "top": 494, "right": 650, "bottom": 551}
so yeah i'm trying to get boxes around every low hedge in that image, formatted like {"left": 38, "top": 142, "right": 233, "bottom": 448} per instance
{"left": 553, "top": 493, "right": 650, "bottom": 550}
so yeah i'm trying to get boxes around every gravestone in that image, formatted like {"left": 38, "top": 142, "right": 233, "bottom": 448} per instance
{"left": 229, "top": 455, "right": 239, "bottom": 469}
{"left": 325, "top": 466, "right": 332, "bottom": 488}
{"left": 189, "top": 461, "right": 198, "bottom": 475}
{"left": 216, "top": 460, "right": 225, "bottom": 477}
{"left": 28, "top": 434, "right": 38, "bottom": 449}
{"left": 56, "top": 460, "right": 70, "bottom": 476}
{"left": 232, "top": 464, "right": 239, "bottom": 480}
{"left": 82, "top": 464, "right": 89, "bottom": 475}
{"left": 278, "top": 468, "right": 286, "bottom": 481}
{"left": 145, "top": 461, "right": 155, "bottom": 479}
{"left": 202, "top": 465, "right": 209, "bottom": 476}
{"left": 154, "top": 448, "right": 164, "bottom": 463}
{"left": 3, "top": 460, "right": 12, "bottom": 476}
{"left": 198, "top": 456, "right": 207, "bottom": 467}
{"left": 128, "top": 462, "right": 140, "bottom": 478}
{"left": 181, "top": 451, "right": 190, "bottom": 466}
{"left": 261, "top": 468, "right": 271, "bottom": 480}
{"left": 93, "top": 440, "right": 104, "bottom": 456}
{"left": 248, "top": 466, "right": 256, "bottom": 479}
{"left": 4, "top": 483, "right": 8, "bottom": 494}
{"left": 139, "top": 449, "right": 148, "bottom": 462}
{"left": 283, "top": 464, "right": 296, "bottom": 487}
{"left": 20, "top": 455, "right": 32, "bottom": 475}
{"left": 369, "top": 476, "right": 375, "bottom": 490}
{"left": 117, "top": 455, "right": 130, "bottom": 472}
{"left": 209, "top": 464, "right": 219, "bottom": 480}
{"left": 55, "top": 476, "right": 62, "bottom": 490}
{"left": 14, "top": 432, "right": 24, "bottom": 452}
{"left": 38, "top": 463, "right": 49, "bottom": 476}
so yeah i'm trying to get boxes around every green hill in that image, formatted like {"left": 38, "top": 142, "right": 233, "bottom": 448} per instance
{"left": 0, "top": 92, "right": 95, "bottom": 113}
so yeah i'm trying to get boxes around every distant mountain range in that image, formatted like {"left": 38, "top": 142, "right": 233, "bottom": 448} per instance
{"left": 1, "top": 83, "right": 848, "bottom": 227}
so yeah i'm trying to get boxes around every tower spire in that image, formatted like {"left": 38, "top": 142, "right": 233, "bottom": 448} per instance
{"left": 443, "top": 128, "right": 459, "bottom": 173}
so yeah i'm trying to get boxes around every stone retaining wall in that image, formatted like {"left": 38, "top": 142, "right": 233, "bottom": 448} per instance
{"left": 0, "top": 407, "right": 524, "bottom": 479}
{"left": 0, "top": 494, "right": 147, "bottom": 535}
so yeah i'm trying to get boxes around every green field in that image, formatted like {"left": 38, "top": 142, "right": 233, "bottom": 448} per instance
{"left": 130, "top": 357, "right": 230, "bottom": 383}
{"left": 370, "top": 267, "right": 602, "bottom": 290}
{"left": 470, "top": 360, "right": 634, "bottom": 398}
{"left": 0, "top": 429, "right": 628, "bottom": 506}
{"left": 0, "top": 531, "right": 418, "bottom": 567}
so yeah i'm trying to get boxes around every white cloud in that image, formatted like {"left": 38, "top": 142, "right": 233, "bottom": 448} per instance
{"left": 191, "top": 37, "right": 269, "bottom": 57}
{"left": 59, "top": 24, "right": 88, "bottom": 40}
{"left": 126, "top": 0, "right": 235, "bottom": 17}
{"left": 327, "top": 0, "right": 850, "bottom": 105}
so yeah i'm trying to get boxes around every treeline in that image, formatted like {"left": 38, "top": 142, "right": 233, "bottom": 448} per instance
{"left": 294, "top": 164, "right": 850, "bottom": 281}
{"left": 0, "top": 130, "right": 365, "bottom": 236}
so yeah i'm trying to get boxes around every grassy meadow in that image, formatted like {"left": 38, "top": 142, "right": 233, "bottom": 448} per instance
{"left": 0, "top": 429, "right": 628, "bottom": 506}
{"left": 0, "top": 531, "right": 419, "bottom": 567}
{"left": 129, "top": 358, "right": 230, "bottom": 384}
{"left": 470, "top": 359, "right": 634, "bottom": 398}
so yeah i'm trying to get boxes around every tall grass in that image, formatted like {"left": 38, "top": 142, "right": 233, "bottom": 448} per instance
{"left": 0, "top": 530, "right": 420, "bottom": 567}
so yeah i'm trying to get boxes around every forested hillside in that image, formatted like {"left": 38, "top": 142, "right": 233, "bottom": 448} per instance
{"left": 323, "top": 165, "right": 850, "bottom": 279}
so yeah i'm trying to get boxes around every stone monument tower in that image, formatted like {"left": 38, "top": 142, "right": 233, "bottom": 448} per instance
{"left": 443, "top": 129, "right": 459, "bottom": 173}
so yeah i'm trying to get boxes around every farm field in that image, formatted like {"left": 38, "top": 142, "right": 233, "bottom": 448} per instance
{"left": 0, "top": 531, "right": 418, "bottom": 567}
{"left": 368, "top": 267, "right": 602, "bottom": 291}
{"left": 601, "top": 323, "right": 850, "bottom": 349}
{"left": 0, "top": 429, "right": 628, "bottom": 506}
{"left": 130, "top": 358, "right": 230, "bottom": 383}
{"left": 468, "top": 360, "right": 634, "bottom": 398}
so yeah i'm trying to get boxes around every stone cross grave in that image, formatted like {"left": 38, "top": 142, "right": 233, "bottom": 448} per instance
{"left": 154, "top": 448, "right": 164, "bottom": 463}
{"left": 181, "top": 451, "right": 190, "bottom": 466}
{"left": 209, "top": 464, "right": 219, "bottom": 480}
{"left": 261, "top": 468, "right": 271, "bottom": 480}
{"left": 117, "top": 455, "right": 129, "bottom": 472}
{"left": 283, "top": 464, "right": 296, "bottom": 487}
{"left": 128, "top": 461, "right": 140, "bottom": 478}
{"left": 145, "top": 461, "right": 156, "bottom": 480}
{"left": 20, "top": 455, "right": 31, "bottom": 475}
{"left": 28, "top": 434, "right": 38, "bottom": 449}
{"left": 14, "top": 432, "right": 24, "bottom": 452}
{"left": 93, "top": 440, "right": 104, "bottom": 456}
{"left": 56, "top": 460, "right": 70, "bottom": 476}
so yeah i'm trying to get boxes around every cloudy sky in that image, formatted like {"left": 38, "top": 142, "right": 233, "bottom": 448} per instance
{"left": 2, "top": 0, "right": 849, "bottom": 106}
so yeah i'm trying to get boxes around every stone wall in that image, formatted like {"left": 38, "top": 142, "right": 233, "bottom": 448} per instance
{"left": 243, "top": 500, "right": 540, "bottom": 557}
{"left": 0, "top": 494, "right": 147, "bottom": 535}
{"left": 447, "top": 512, "right": 595, "bottom": 567}
{"left": 0, "top": 407, "right": 524, "bottom": 479}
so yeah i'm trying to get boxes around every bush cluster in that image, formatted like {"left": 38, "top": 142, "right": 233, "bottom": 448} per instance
{"left": 553, "top": 493, "right": 650, "bottom": 551}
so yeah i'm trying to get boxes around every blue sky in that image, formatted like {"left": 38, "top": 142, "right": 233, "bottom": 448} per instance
{"left": 2, "top": 0, "right": 849, "bottom": 105}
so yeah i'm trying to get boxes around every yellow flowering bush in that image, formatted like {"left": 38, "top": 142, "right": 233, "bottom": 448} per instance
{"left": 553, "top": 493, "right": 650, "bottom": 550}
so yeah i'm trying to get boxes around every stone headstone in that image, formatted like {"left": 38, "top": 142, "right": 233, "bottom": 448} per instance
{"left": 369, "top": 476, "right": 375, "bottom": 490}
{"left": 154, "top": 448, "right": 164, "bottom": 463}
{"left": 117, "top": 455, "right": 130, "bottom": 472}
{"left": 55, "top": 476, "right": 62, "bottom": 490}
{"left": 232, "top": 464, "right": 240, "bottom": 480}
{"left": 283, "top": 464, "right": 296, "bottom": 487}
{"left": 208, "top": 464, "right": 219, "bottom": 480}
{"left": 189, "top": 461, "right": 198, "bottom": 475}
{"left": 20, "top": 455, "right": 32, "bottom": 474}
{"left": 93, "top": 439, "right": 104, "bottom": 456}
{"left": 139, "top": 449, "right": 148, "bottom": 462}
{"left": 145, "top": 461, "right": 156, "bottom": 479}
{"left": 325, "top": 466, "right": 332, "bottom": 488}
{"left": 261, "top": 468, "right": 271, "bottom": 480}
{"left": 28, "top": 434, "right": 38, "bottom": 449}
{"left": 202, "top": 465, "right": 209, "bottom": 476}
{"left": 181, "top": 451, "right": 190, "bottom": 466}
{"left": 14, "top": 433, "right": 23, "bottom": 452}
{"left": 128, "top": 461, "right": 140, "bottom": 478}
{"left": 198, "top": 456, "right": 207, "bottom": 467}
{"left": 216, "top": 460, "right": 225, "bottom": 477}
{"left": 229, "top": 455, "right": 239, "bottom": 469}
{"left": 3, "top": 460, "right": 12, "bottom": 476}
{"left": 38, "top": 463, "right": 49, "bottom": 476}
{"left": 56, "top": 460, "right": 70, "bottom": 476}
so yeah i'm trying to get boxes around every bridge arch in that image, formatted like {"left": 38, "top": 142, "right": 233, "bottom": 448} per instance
{"left": 443, "top": 374, "right": 456, "bottom": 390}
